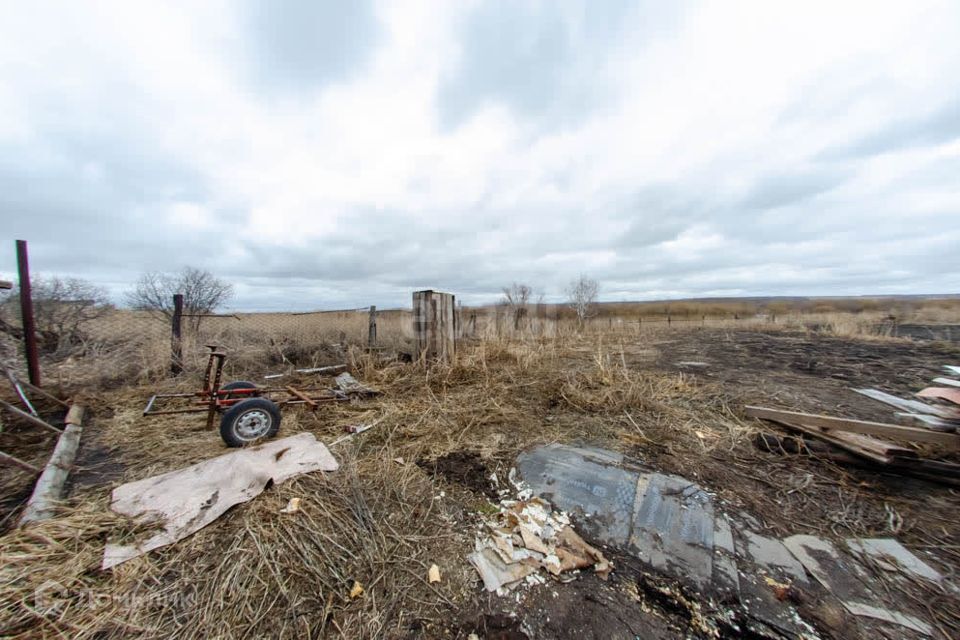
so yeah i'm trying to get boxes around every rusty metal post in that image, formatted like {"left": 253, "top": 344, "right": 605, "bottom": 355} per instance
{"left": 171, "top": 293, "right": 184, "bottom": 376}
{"left": 368, "top": 305, "right": 377, "bottom": 348}
{"left": 15, "top": 240, "right": 40, "bottom": 386}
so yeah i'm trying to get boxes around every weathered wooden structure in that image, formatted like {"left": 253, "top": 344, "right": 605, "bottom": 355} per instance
{"left": 413, "top": 290, "right": 456, "bottom": 362}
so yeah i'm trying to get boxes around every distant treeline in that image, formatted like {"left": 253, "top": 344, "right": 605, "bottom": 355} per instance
{"left": 468, "top": 296, "right": 960, "bottom": 321}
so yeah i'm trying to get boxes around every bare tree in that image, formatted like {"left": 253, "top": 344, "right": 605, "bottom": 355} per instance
{"left": 126, "top": 267, "right": 233, "bottom": 329}
{"left": 565, "top": 275, "right": 599, "bottom": 328}
{"left": 0, "top": 276, "right": 112, "bottom": 355}
{"left": 501, "top": 282, "right": 533, "bottom": 330}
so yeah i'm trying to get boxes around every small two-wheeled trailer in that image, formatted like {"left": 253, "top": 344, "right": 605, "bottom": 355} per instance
{"left": 143, "top": 346, "right": 366, "bottom": 447}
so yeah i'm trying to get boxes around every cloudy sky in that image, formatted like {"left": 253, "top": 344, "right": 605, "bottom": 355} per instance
{"left": 1, "top": 0, "right": 959, "bottom": 311}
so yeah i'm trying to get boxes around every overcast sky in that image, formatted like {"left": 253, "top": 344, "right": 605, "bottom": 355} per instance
{"left": 1, "top": 1, "right": 959, "bottom": 311}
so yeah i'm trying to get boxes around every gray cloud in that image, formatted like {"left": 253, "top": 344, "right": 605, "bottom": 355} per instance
{"left": 1, "top": 1, "right": 958, "bottom": 310}
{"left": 242, "top": 0, "right": 381, "bottom": 93}
{"left": 740, "top": 168, "right": 849, "bottom": 210}
{"left": 820, "top": 100, "right": 960, "bottom": 159}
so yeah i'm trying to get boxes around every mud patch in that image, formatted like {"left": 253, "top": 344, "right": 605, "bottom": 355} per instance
{"left": 417, "top": 450, "right": 497, "bottom": 500}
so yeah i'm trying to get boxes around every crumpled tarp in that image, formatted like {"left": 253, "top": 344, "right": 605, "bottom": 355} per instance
{"left": 102, "top": 432, "right": 338, "bottom": 569}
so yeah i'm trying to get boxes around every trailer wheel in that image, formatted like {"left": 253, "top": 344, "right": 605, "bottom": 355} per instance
{"left": 220, "top": 398, "right": 281, "bottom": 447}
{"left": 222, "top": 380, "right": 260, "bottom": 399}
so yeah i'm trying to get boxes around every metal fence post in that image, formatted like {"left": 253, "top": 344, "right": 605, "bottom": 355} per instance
{"left": 15, "top": 240, "right": 41, "bottom": 386}
{"left": 171, "top": 293, "right": 184, "bottom": 375}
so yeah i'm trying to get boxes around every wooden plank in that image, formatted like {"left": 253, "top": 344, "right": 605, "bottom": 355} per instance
{"left": 776, "top": 420, "right": 894, "bottom": 464}
{"left": 917, "top": 387, "right": 960, "bottom": 406}
{"left": 932, "top": 377, "right": 960, "bottom": 389}
{"left": 744, "top": 406, "right": 960, "bottom": 447}
{"left": 0, "top": 399, "right": 62, "bottom": 434}
{"left": 944, "top": 365, "right": 960, "bottom": 376}
{"left": 895, "top": 413, "right": 957, "bottom": 432}
{"left": 285, "top": 386, "right": 317, "bottom": 408}
{"left": 0, "top": 449, "right": 41, "bottom": 474}
{"left": 0, "top": 279, "right": 13, "bottom": 290}
{"left": 852, "top": 388, "right": 957, "bottom": 419}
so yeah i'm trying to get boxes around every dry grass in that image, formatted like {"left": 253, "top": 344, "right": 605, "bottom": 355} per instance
{"left": 3, "top": 315, "right": 960, "bottom": 638}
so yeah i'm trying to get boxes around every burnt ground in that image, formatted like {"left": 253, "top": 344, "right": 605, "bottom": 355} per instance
{"left": 649, "top": 327, "right": 960, "bottom": 420}
{"left": 418, "top": 450, "right": 499, "bottom": 501}
{"left": 452, "top": 329, "right": 960, "bottom": 639}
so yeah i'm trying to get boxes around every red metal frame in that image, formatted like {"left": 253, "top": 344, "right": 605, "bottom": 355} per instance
{"left": 143, "top": 346, "right": 349, "bottom": 429}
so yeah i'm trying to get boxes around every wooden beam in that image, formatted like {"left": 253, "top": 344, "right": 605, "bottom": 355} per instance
{"left": 932, "top": 377, "right": 960, "bottom": 389}
{"left": 285, "top": 386, "right": 317, "bottom": 408}
{"left": 776, "top": 420, "right": 893, "bottom": 464}
{"left": 744, "top": 406, "right": 960, "bottom": 448}
{"left": 0, "top": 399, "right": 62, "bottom": 434}
{"left": 0, "top": 279, "right": 12, "bottom": 290}
{"left": 19, "top": 408, "right": 84, "bottom": 525}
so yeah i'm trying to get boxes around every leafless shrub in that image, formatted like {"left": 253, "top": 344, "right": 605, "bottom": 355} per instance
{"left": 565, "top": 274, "right": 599, "bottom": 328}
{"left": 0, "top": 276, "right": 112, "bottom": 357}
{"left": 500, "top": 282, "right": 533, "bottom": 330}
{"left": 125, "top": 267, "right": 233, "bottom": 330}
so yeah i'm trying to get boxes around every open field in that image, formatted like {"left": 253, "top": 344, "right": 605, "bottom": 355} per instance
{"left": 2, "top": 318, "right": 960, "bottom": 639}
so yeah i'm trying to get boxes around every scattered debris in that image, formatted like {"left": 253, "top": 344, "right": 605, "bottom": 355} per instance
{"left": 428, "top": 564, "right": 441, "bottom": 583}
{"left": 854, "top": 387, "right": 960, "bottom": 420}
{"left": 102, "top": 433, "right": 338, "bottom": 569}
{"left": 349, "top": 581, "right": 364, "bottom": 599}
{"left": 783, "top": 535, "right": 932, "bottom": 635}
{"left": 394, "top": 457, "right": 405, "bottom": 465}
{"left": 329, "top": 416, "right": 385, "bottom": 447}
{"left": 513, "top": 444, "right": 950, "bottom": 638}
{"left": 844, "top": 537, "right": 959, "bottom": 595}
{"left": 280, "top": 497, "right": 301, "bottom": 514}
{"left": 746, "top": 402, "right": 960, "bottom": 484}
{"left": 468, "top": 494, "right": 611, "bottom": 594}
{"left": 263, "top": 364, "right": 347, "bottom": 380}
{"left": 335, "top": 372, "right": 377, "bottom": 395}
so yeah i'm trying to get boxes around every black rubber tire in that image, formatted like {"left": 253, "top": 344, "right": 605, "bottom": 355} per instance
{"left": 221, "top": 380, "right": 259, "bottom": 399}
{"left": 220, "top": 398, "right": 281, "bottom": 447}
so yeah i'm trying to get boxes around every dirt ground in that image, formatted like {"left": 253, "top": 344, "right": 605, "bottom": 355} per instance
{"left": 2, "top": 326, "right": 959, "bottom": 638}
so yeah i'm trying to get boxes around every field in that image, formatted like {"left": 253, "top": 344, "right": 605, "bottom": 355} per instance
{"left": 2, "top": 301, "right": 960, "bottom": 639}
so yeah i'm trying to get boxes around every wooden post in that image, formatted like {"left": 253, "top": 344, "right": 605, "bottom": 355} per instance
{"left": 412, "top": 290, "right": 456, "bottom": 363}
{"left": 171, "top": 293, "right": 184, "bottom": 376}
{"left": 368, "top": 305, "right": 377, "bottom": 347}
{"left": 15, "top": 240, "right": 41, "bottom": 386}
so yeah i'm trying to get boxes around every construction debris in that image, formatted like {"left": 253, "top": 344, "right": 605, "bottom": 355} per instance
{"left": 468, "top": 493, "right": 612, "bottom": 594}
{"left": 428, "top": 564, "right": 441, "bottom": 583}
{"left": 263, "top": 364, "right": 347, "bottom": 380}
{"left": 102, "top": 432, "right": 338, "bottom": 569}
{"left": 349, "top": 581, "right": 364, "bottom": 599}
{"left": 280, "top": 497, "right": 302, "bottom": 514}
{"left": 746, "top": 377, "right": 960, "bottom": 483}
{"left": 512, "top": 444, "right": 952, "bottom": 639}
{"left": 335, "top": 372, "right": 378, "bottom": 395}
